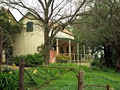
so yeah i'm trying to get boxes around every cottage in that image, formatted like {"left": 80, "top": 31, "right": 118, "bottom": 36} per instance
{"left": 13, "top": 12, "right": 91, "bottom": 66}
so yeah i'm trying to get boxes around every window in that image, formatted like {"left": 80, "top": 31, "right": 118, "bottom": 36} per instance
{"left": 26, "top": 22, "right": 33, "bottom": 32}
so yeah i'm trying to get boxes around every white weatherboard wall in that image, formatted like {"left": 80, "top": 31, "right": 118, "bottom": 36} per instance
{"left": 13, "top": 13, "right": 74, "bottom": 56}
{"left": 13, "top": 14, "right": 44, "bottom": 56}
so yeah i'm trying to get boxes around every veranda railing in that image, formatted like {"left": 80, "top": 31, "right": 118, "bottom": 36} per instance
{"left": 60, "top": 53, "right": 91, "bottom": 62}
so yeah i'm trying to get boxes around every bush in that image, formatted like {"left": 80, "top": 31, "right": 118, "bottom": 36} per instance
{"left": 0, "top": 70, "right": 18, "bottom": 90}
{"left": 10, "top": 53, "right": 44, "bottom": 65}
{"left": 55, "top": 54, "right": 71, "bottom": 63}
{"left": 91, "top": 59, "right": 100, "bottom": 66}
{"left": 92, "top": 66, "right": 100, "bottom": 71}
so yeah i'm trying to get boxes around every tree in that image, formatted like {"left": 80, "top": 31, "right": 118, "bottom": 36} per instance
{"left": 0, "top": 7, "right": 22, "bottom": 72}
{"left": 72, "top": 0, "right": 120, "bottom": 69}
{"left": 89, "top": 0, "right": 120, "bottom": 69}
{"left": 0, "top": 0, "right": 88, "bottom": 64}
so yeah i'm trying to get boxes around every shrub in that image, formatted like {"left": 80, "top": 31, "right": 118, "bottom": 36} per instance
{"left": 55, "top": 54, "right": 71, "bottom": 63}
{"left": 91, "top": 59, "right": 100, "bottom": 66}
{"left": 0, "top": 70, "right": 18, "bottom": 90}
{"left": 92, "top": 66, "right": 100, "bottom": 71}
{"left": 10, "top": 53, "right": 44, "bottom": 65}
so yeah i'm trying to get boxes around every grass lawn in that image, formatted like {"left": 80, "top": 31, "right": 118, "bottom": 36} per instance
{"left": 24, "top": 63, "right": 120, "bottom": 90}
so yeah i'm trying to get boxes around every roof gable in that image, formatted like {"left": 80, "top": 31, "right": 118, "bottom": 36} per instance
{"left": 62, "top": 29, "right": 74, "bottom": 36}
{"left": 19, "top": 12, "right": 38, "bottom": 22}
{"left": 19, "top": 12, "right": 74, "bottom": 37}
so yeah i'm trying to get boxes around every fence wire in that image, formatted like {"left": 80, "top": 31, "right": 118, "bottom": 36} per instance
{"left": 23, "top": 65, "right": 78, "bottom": 90}
{"left": 21, "top": 64, "right": 110, "bottom": 90}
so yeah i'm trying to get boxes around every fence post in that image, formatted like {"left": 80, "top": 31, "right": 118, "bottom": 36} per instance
{"left": 106, "top": 85, "right": 110, "bottom": 90}
{"left": 19, "top": 58, "right": 25, "bottom": 90}
{"left": 77, "top": 71, "right": 84, "bottom": 90}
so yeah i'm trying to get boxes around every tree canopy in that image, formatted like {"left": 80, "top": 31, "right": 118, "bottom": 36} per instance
{"left": 72, "top": 0, "right": 120, "bottom": 69}
{"left": 0, "top": 7, "right": 23, "bottom": 72}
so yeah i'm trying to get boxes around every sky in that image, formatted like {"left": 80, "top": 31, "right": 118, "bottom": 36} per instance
{"left": 10, "top": 9, "right": 24, "bottom": 21}
{"left": 6, "top": 0, "right": 86, "bottom": 22}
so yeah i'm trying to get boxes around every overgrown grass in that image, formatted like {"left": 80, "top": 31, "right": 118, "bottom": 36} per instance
{"left": 24, "top": 63, "right": 120, "bottom": 90}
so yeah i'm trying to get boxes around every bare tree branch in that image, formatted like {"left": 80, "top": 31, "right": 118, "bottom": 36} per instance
{"left": 0, "top": 0, "right": 88, "bottom": 64}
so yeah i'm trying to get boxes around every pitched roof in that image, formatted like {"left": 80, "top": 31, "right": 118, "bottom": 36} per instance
{"left": 19, "top": 12, "right": 38, "bottom": 22}
{"left": 62, "top": 29, "right": 73, "bottom": 36}
{"left": 19, "top": 12, "right": 74, "bottom": 36}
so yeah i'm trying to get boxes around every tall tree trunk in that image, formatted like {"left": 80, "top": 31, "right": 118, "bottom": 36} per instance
{"left": 103, "top": 44, "right": 112, "bottom": 67}
{"left": 44, "top": 44, "right": 50, "bottom": 64}
{"left": 115, "top": 51, "right": 120, "bottom": 72}
{"left": 0, "top": 45, "right": 2, "bottom": 72}
{"left": 0, "top": 33, "right": 3, "bottom": 72}
{"left": 44, "top": 27, "right": 51, "bottom": 64}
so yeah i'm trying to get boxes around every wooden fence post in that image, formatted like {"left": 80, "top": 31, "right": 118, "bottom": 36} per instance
{"left": 106, "top": 85, "right": 110, "bottom": 90}
{"left": 77, "top": 71, "right": 84, "bottom": 90}
{"left": 19, "top": 58, "right": 25, "bottom": 90}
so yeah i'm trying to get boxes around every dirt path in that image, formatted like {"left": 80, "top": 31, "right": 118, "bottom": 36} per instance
{"left": 2, "top": 64, "right": 29, "bottom": 70}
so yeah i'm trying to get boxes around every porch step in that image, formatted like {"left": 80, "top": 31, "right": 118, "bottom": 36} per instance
{"left": 71, "top": 60, "right": 90, "bottom": 63}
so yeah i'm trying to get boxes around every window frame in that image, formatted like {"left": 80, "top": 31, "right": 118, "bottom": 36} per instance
{"left": 26, "top": 22, "right": 33, "bottom": 32}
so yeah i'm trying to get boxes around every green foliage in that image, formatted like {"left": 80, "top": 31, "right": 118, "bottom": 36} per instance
{"left": 92, "top": 66, "right": 100, "bottom": 71}
{"left": 0, "top": 7, "right": 23, "bottom": 64}
{"left": 0, "top": 7, "right": 22, "bottom": 42}
{"left": 25, "top": 63, "right": 80, "bottom": 88}
{"left": 10, "top": 53, "right": 44, "bottom": 65}
{"left": 23, "top": 63, "right": 120, "bottom": 90}
{"left": 2, "top": 63, "right": 119, "bottom": 90}
{"left": 92, "top": 59, "right": 100, "bottom": 66}
{"left": 72, "top": 0, "right": 120, "bottom": 67}
{"left": 0, "top": 70, "right": 18, "bottom": 90}
{"left": 1, "top": 64, "right": 119, "bottom": 90}
{"left": 55, "top": 54, "right": 71, "bottom": 63}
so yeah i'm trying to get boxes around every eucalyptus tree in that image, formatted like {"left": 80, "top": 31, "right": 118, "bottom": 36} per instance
{"left": 72, "top": 0, "right": 120, "bottom": 68}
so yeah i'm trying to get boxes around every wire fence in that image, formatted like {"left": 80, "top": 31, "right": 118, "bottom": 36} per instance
{"left": 23, "top": 64, "right": 79, "bottom": 90}
{"left": 19, "top": 58, "right": 111, "bottom": 90}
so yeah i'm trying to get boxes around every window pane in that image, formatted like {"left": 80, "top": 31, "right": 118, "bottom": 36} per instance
{"left": 27, "top": 22, "right": 33, "bottom": 32}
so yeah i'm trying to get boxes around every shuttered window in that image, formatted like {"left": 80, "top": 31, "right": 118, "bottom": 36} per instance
{"left": 27, "top": 22, "right": 33, "bottom": 32}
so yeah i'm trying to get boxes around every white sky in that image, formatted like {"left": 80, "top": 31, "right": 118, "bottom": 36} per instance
{"left": 10, "top": 9, "right": 24, "bottom": 21}
{"left": 6, "top": 0, "right": 87, "bottom": 21}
